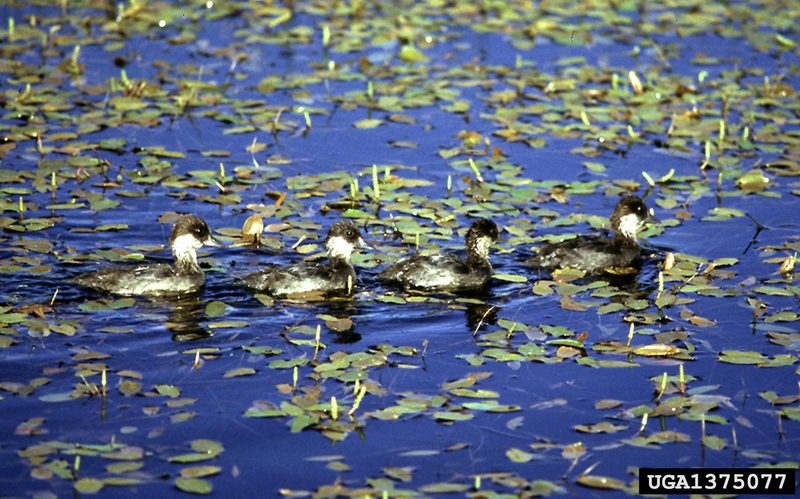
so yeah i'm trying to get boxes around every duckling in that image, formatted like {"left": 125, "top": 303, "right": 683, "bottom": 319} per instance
{"left": 239, "top": 220, "right": 369, "bottom": 297}
{"left": 379, "top": 219, "right": 499, "bottom": 292}
{"left": 73, "top": 214, "right": 222, "bottom": 297}
{"left": 528, "top": 196, "right": 649, "bottom": 273}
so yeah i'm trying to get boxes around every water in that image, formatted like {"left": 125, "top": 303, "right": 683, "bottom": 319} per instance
{"left": 1, "top": 1, "right": 799, "bottom": 496}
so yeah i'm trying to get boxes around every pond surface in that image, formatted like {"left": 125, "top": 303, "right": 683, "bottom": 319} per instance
{"left": 1, "top": 0, "right": 799, "bottom": 496}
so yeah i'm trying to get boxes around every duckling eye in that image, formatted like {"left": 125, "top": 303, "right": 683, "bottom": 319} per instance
{"left": 346, "top": 229, "right": 355, "bottom": 237}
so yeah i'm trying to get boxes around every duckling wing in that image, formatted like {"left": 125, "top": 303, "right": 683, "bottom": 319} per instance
{"left": 73, "top": 263, "right": 203, "bottom": 296}
{"left": 528, "top": 237, "right": 583, "bottom": 270}
{"left": 238, "top": 264, "right": 280, "bottom": 292}
{"left": 240, "top": 262, "right": 353, "bottom": 296}
{"left": 379, "top": 254, "right": 488, "bottom": 291}
{"left": 529, "top": 236, "right": 640, "bottom": 273}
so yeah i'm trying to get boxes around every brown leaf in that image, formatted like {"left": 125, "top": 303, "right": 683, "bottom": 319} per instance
{"left": 556, "top": 346, "right": 581, "bottom": 358}
{"left": 689, "top": 315, "right": 716, "bottom": 327}
{"left": 325, "top": 317, "right": 353, "bottom": 332}
{"left": 0, "top": 142, "right": 16, "bottom": 159}
{"left": 632, "top": 343, "right": 680, "bottom": 357}
{"left": 560, "top": 295, "right": 588, "bottom": 311}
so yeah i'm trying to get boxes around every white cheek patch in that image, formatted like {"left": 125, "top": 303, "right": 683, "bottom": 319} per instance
{"left": 326, "top": 236, "right": 353, "bottom": 259}
{"left": 474, "top": 237, "right": 492, "bottom": 259}
{"left": 618, "top": 214, "right": 643, "bottom": 239}
{"left": 172, "top": 233, "right": 201, "bottom": 266}
{"left": 173, "top": 233, "right": 201, "bottom": 253}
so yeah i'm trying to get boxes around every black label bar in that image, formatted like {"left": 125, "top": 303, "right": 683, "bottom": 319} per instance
{"left": 639, "top": 468, "right": 796, "bottom": 495}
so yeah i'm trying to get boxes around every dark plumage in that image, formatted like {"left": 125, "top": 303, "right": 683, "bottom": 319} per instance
{"left": 73, "top": 215, "right": 222, "bottom": 296}
{"left": 379, "top": 219, "right": 500, "bottom": 292}
{"left": 528, "top": 196, "right": 649, "bottom": 273}
{"left": 239, "top": 220, "right": 368, "bottom": 297}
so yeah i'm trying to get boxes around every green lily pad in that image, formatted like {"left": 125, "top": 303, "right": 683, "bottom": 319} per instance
{"left": 736, "top": 170, "right": 769, "bottom": 191}
{"left": 204, "top": 300, "right": 228, "bottom": 318}
{"left": 180, "top": 466, "right": 222, "bottom": 478}
{"left": 576, "top": 475, "right": 625, "bottom": 490}
{"left": 398, "top": 45, "right": 429, "bottom": 63}
{"left": 718, "top": 350, "right": 768, "bottom": 364}
{"left": 223, "top": 367, "right": 256, "bottom": 378}
{"left": 506, "top": 447, "right": 536, "bottom": 463}
{"left": 702, "top": 435, "right": 727, "bottom": 450}
{"left": 174, "top": 478, "right": 212, "bottom": 495}
{"left": 353, "top": 118, "right": 383, "bottom": 129}
{"left": 432, "top": 411, "right": 474, "bottom": 422}
{"left": 154, "top": 385, "right": 181, "bottom": 398}
{"left": 74, "top": 478, "right": 104, "bottom": 494}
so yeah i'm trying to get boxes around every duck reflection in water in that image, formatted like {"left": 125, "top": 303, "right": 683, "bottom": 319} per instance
{"left": 164, "top": 296, "right": 213, "bottom": 342}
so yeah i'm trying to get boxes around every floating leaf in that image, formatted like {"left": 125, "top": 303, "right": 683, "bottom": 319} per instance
{"left": 204, "top": 301, "right": 228, "bottom": 318}
{"left": 689, "top": 315, "right": 716, "bottom": 327}
{"left": 107, "top": 462, "right": 143, "bottom": 474}
{"left": 98, "top": 138, "right": 127, "bottom": 151}
{"left": 242, "top": 345, "right": 283, "bottom": 356}
{"left": 632, "top": 344, "right": 680, "bottom": 357}
{"left": 353, "top": 118, "right": 383, "bottom": 129}
{"left": 174, "top": 478, "right": 212, "bottom": 495}
{"left": 169, "top": 453, "right": 216, "bottom": 464}
{"left": 154, "top": 385, "right": 181, "bottom": 398}
{"left": 223, "top": 367, "right": 256, "bottom": 378}
{"left": 290, "top": 414, "right": 318, "bottom": 432}
{"left": 576, "top": 475, "right": 625, "bottom": 490}
{"left": 506, "top": 447, "right": 536, "bottom": 463}
{"left": 191, "top": 439, "right": 224, "bottom": 455}
{"left": 718, "top": 350, "right": 768, "bottom": 365}
{"left": 450, "top": 388, "right": 499, "bottom": 399}
{"left": 595, "top": 400, "right": 622, "bottom": 410}
{"left": 546, "top": 339, "right": 584, "bottom": 349}
{"left": 383, "top": 466, "right": 413, "bottom": 482}
{"left": 764, "top": 311, "right": 799, "bottom": 323}
{"left": 109, "top": 298, "right": 135, "bottom": 309}
{"left": 736, "top": 170, "right": 769, "bottom": 191}
{"left": 118, "top": 380, "right": 142, "bottom": 397}
{"left": 775, "top": 33, "right": 796, "bottom": 48}
{"left": 244, "top": 408, "right": 283, "bottom": 418}
{"left": 753, "top": 286, "right": 794, "bottom": 297}
{"left": 573, "top": 422, "right": 628, "bottom": 434}
{"left": 419, "top": 483, "right": 469, "bottom": 493}
{"left": 74, "top": 478, "right": 104, "bottom": 494}
{"left": 398, "top": 45, "right": 429, "bottom": 63}
{"left": 702, "top": 435, "right": 727, "bottom": 450}
{"left": 432, "top": 411, "right": 473, "bottom": 422}
{"left": 325, "top": 317, "right": 353, "bottom": 332}
{"left": 549, "top": 443, "right": 581, "bottom": 465}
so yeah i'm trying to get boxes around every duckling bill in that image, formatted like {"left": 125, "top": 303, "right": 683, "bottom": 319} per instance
{"left": 527, "top": 196, "right": 649, "bottom": 273}
{"left": 73, "top": 214, "right": 222, "bottom": 297}
{"left": 239, "top": 220, "right": 369, "bottom": 297}
{"left": 379, "top": 219, "right": 499, "bottom": 292}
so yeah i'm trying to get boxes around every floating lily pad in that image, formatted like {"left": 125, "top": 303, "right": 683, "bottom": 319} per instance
{"left": 353, "top": 118, "right": 383, "bottom": 129}
{"left": 223, "top": 367, "right": 256, "bottom": 378}
{"left": 576, "top": 475, "right": 625, "bottom": 490}
{"left": 74, "top": 478, "right": 104, "bottom": 494}
{"left": 174, "top": 478, "right": 212, "bottom": 495}
{"left": 506, "top": 447, "right": 536, "bottom": 463}
{"left": 204, "top": 301, "right": 228, "bottom": 318}
{"left": 154, "top": 385, "right": 181, "bottom": 398}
